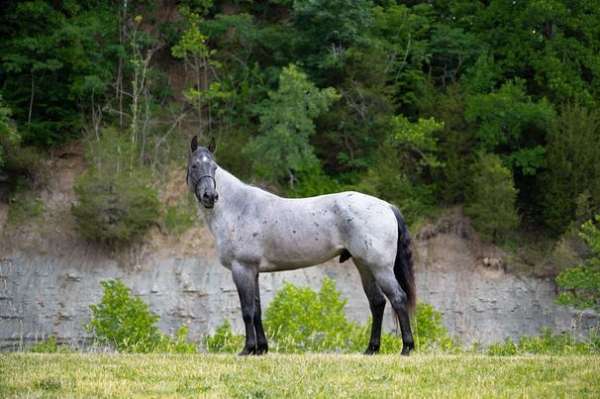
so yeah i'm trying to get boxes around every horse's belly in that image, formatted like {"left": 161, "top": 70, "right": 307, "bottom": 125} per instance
{"left": 259, "top": 245, "right": 344, "bottom": 272}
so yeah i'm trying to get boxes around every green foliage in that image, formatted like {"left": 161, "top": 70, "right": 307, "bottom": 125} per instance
{"left": 87, "top": 279, "right": 196, "bottom": 353}
{"left": 0, "top": 96, "right": 20, "bottom": 168}
{"left": 155, "top": 325, "right": 198, "bottom": 354}
{"left": 465, "top": 80, "right": 555, "bottom": 176}
{"left": 204, "top": 320, "right": 245, "bottom": 353}
{"left": 88, "top": 279, "right": 161, "bottom": 353}
{"left": 264, "top": 278, "right": 352, "bottom": 353}
{"left": 487, "top": 328, "right": 600, "bottom": 356}
{"left": 246, "top": 65, "right": 339, "bottom": 185}
{"left": 163, "top": 202, "right": 196, "bottom": 236}
{"left": 204, "top": 278, "right": 456, "bottom": 353}
{"left": 291, "top": 0, "right": 374, "bottom": 75}
{"left": 542, "top": 104, "right": 600, "bottom": 234}
{"left": 72, "top": 130, "right": 160, "bottom": 245}
{"left": 2, "top": 0, "right": 600, "bottom": 247}
{"left": 7, "top": 191, "right": 44, "bottom": 225}
{"left": 357, "top": 116, "right": 444, "bottom": 224}
{"left": 465, "top": 153, "right": 519, "bottom": 242}
{"left": 0, "top": 1, "right": 120, "bottom": 144}
{"left": 556, "top": 214, "right": 600, "bottom": 311}
{"left": 288, "top": 167, "right": 344, "bottom": 198}
{"left": 414, "top": 303, "right": 457, "bottom": 352}
{"left": 28, "top": 336, "right": 71, "bottom": 353}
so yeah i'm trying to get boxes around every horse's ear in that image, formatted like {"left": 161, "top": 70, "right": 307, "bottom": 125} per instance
{"left": 190, "top": 136, "right": 198, "bottom": 152}
{"left": 208, "top": 136, "right": 216, "bottom": 154}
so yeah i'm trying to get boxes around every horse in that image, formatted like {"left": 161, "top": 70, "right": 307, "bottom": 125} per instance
{"left": 186, "top": 136, "right": 415, "bottom": 356}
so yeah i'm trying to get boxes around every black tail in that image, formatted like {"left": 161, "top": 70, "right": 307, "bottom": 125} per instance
{"left": 390, "top": 206, "right": 416, "bottom": 314}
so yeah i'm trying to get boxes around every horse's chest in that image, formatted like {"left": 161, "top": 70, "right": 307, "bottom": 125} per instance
{"left": 210, "top": 218, "right": 262, "bottom": 266}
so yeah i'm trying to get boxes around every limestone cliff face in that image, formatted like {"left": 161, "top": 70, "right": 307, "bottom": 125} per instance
{"left": 0, "top": 152, "right": 597, "bottom": 349}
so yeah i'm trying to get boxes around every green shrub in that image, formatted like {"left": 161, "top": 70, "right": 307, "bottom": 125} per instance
{"left": 414, "top": 303, "right": 457, "bottom": 352}
{"left": 465, "top": 153, "right": 519, "bottom": 242}
{"left": 28, "top": 336, "right": 71, "bottom": 353}
{"left": 0, "top": 95, "right": 19, "bottom": 168}
{"left": 205, "top": 278, "right": 456, "bottom": 353}
{"left": 87, "top": 279, "right": 196, "bottom": 353}
{"left": 556, "top": 214, "right": 600, "bottom": 312}
{"left": 155, "top": 325, "right": 198, "bottom": 354}
{"left": 265, "top": 278, "right": 354, "bottom": 353}
{"left": 163, "top": 203, "right": 196, "bottom": 236}
{"left": 204, "top": 321, "right": 245, "bottom": 353}
{"left": 73, "top": 172, "right": 160, "bottom": 244}
{"left": 72, "top": 130, "right": 160, "bottom": 245}
{"left": 7, "top": 191, "right": 44, "bottom": 225}
{"left": 487, "top": 328, "right": 600, "bottom": 356}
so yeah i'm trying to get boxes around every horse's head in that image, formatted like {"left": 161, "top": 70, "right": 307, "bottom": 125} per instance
{"left": 187, "top": 136, "right": 219, "bottom": 209}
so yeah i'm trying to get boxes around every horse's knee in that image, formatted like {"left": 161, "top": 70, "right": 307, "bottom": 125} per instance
{"left": 370, "top": 296, "right": 386, "bottom": 313}
{"left": 241, "top": 309, "right": 255, "bottom": 324}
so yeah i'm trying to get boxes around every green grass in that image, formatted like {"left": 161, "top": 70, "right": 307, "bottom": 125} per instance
{"left": 1, "top": 354, "right": 599, "bottom": 398}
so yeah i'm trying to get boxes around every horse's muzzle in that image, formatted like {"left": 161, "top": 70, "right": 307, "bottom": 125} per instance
{"left": 196, "top": 187, "right": 218, "bottom": 209}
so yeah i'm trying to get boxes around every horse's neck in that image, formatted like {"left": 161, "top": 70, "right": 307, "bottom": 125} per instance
{"left": 201, "top": 167, "right": 249, "bottom": 226}
{"left": 216, "top": 167, "right": 247, "bottom": 203}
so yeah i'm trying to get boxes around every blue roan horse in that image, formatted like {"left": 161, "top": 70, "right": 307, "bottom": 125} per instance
{"left": 187, "top": 136, "right": 415, "bottom": 355}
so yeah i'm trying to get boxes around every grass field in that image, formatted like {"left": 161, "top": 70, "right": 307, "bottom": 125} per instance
{"left": 1, "top": 353, "right": 599, "bottom": 398}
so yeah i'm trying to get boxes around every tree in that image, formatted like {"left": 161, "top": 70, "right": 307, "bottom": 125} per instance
{"left": 0, "top": 96, "right": 19, "bottom": 168}
{"left": 542, "top": 104, "right": 600, "bottom": 234}
{"left": 556, "top": 215, "right": 600, "bottom": 312}
{"left": 357, "top": 115, "right": 443, "bottom": 223}
{"left": 465, "top": 80, "right": 555, "bottom": 177}
{"left": 465, "top": 153, "right": 519, "bottom": 242}
{"left": 0, "top": 1, "right": 119, "bottom": 145}
{"left": 245, "top": 65, "right": 339, "bottom": 186}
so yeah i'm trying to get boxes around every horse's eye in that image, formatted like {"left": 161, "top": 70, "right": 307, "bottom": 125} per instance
{"left": 192, "top": 164, "right": 197, "bottom": 169}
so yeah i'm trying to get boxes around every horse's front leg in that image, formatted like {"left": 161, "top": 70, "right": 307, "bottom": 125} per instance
{"left": 231, "top": 261, "right": 259, "bottom": 355}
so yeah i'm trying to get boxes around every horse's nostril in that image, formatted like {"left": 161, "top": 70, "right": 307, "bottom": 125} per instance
{"left": 203, "top": 193, "right": 209, "bottom": 199}
{"left": 214, "top": 193, "right": 219, "bottom": 200}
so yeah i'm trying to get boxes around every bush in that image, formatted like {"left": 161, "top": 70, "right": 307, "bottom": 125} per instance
{"left": 7, "top": 191, "right": 44, "bottom": 225}
{"left": 556, "top": 214, "right": 600, "bottom": 312}
{"left": 28, "top": 336, "right": 72, "bottom": 353}
{"left": 73, "top": 172, "right": 160, "bottom": 244}
{"left": 0, "top": 95, "right": 19, "bottom": 168}
{"left": 204, "top": 321, "right": 245, "bottom": 353}
{"left": 465, "top": 153, "right": 519, "bottom": 242}
{"left": 163, "top": 202, "right": 196, "bottom": 236}
{"left": 487, "top": 328, "right": 600, "bottom": 356}
{"left": 205, "top": 278, "right": 456, "bottom": 353}
{"left": 72, "top": 130, "right": 160, "bottom": 245}
{"left": 265, "top": 278, "right": 354, "bottom": 352}
{"left": 414, "top": 303, "right": 457, "bottom": 352}
{"left": 87, "top": 279, "right": 196, "bottom": 353}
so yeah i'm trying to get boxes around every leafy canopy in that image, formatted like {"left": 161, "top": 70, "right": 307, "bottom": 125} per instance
{"left": 246, "top": 64, "right": 339, "bottom": 183}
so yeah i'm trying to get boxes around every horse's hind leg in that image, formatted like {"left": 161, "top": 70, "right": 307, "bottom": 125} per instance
{"left": 371, "top": 268, "right": 415, "bottom": 356}
{"left": 231, "top": 261, "right": 259, "bottom": 355}
{"left": 253, "top": 274, "right": 268, "bottom": 354}
{"left": 355, "top": 262, "right": 386, "bottom": 355}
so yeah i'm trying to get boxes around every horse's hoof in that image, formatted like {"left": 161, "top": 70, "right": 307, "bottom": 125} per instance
{"left": 363, "top": 344, "right": 380, "bottom": 355}
{"left": 401, "top": 342, "right": 414, "bottom": 356}
{"left": 256, "top": 344, "right": 269, "bottom": 355}
{"left": 238, "top": 347, "right": 257, "bottom": 356}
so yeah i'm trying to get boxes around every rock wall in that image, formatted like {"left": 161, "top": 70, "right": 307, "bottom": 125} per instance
{"left": 1, "top": 212, "right": 596, "bottom": 350}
